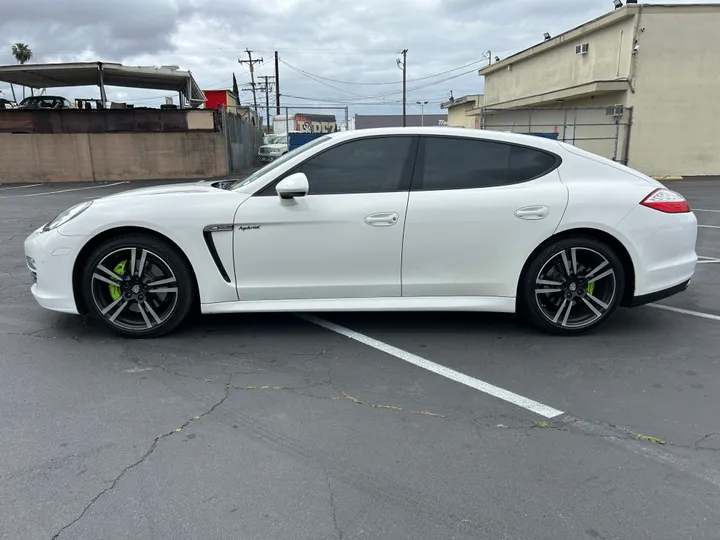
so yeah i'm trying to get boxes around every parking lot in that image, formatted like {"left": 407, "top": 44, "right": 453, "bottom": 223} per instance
{"left": 1, "top": 178, "right": 720, "bottom": 540}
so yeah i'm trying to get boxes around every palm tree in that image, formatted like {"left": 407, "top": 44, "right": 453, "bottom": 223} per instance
{"left": 11, "top": 43, "right": 33, "bottom": 101}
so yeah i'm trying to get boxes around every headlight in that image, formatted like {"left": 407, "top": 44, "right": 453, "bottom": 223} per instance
{"left": 43, "top": 201, "right": 93, "bottom": 231}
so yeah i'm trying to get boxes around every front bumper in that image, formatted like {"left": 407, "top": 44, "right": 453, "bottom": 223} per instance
{"left": 24, "top": 227, "right": 82, "bottom": 315}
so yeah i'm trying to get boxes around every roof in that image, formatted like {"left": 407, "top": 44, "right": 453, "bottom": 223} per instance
{"left": 0, "top": 62, "right": 205, "bottom": 105}
{"left": 440, "top": 94, "right": 483, "bottom": 110}
{"left": 330, "top": 126, "right": 564, "bottom": 152}
{"left": 354, "top": 114, "right": 447, "bottom": 129}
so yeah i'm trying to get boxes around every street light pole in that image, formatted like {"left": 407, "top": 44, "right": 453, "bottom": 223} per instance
{"left": 416, "top": 100, "right": 428, "bottom": 126}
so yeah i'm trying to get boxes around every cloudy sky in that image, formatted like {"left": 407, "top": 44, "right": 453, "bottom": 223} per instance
{"left": 0, "top": 0, "right": 714, "bottom": 118}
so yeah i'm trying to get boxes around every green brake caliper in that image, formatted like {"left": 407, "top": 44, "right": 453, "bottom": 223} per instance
{"left": 108, "top": 260, "right": 127, "bottom": 301}
{"left": 586, "top": 280, "right": 595, "bottom": 295}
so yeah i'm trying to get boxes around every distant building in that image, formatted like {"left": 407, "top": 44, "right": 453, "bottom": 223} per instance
{"left": 466, "top": 3, "right": 720, "bottom": 176}
{"left": 203, "top": 89, "right": 241, "bottom": 114}
{"left": 354, "top": 114, "right": 448, "bottom": 129}
{"left": 440, "top": 95, "right": 483, "bottom": 129}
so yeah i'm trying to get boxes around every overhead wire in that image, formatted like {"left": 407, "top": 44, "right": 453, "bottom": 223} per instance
{"left": 279, "top": 54, "right": 490, "bottom": 86}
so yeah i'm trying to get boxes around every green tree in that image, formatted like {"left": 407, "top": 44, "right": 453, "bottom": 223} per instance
{"left": 232, "top": 73, "right": 239, "bottom": 98}
{"left": 11, "top": 43, "right": 33, "bottom": 101}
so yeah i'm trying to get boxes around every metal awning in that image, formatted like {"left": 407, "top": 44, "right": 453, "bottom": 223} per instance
{"left": 0, "top": 62, "right": 206, "bottom": 107}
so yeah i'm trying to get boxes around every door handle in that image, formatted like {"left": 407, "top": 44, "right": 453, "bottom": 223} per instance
{"left": 515, "top": 206, "right": 549, "bottom": 220}
{"left": 364, "top": 212, "right": 399, "bottom": 226}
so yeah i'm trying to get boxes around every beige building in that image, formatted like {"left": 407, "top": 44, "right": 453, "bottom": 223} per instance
{"left": 442, "top": 94, "right": 484, "bottom": 128}
{"left": 450, "top": 3, "right": 720, "bottom": 176}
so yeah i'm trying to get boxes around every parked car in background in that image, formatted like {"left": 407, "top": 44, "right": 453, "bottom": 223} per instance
{"left": 17, "top": 95, "right": 74, "bottom": 109}
{"left": 0, "top": 98, "right": 16, "bottom": 109}
{"left": 258, "top": 134, "right": 289, "bottom": 163}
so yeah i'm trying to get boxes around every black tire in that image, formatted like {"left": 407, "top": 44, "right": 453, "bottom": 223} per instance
{"left": 81, "top": 233, "right": 195, "bottom": 338}
{"left": 520, "top": 236, "right": 625, "bottom": 335}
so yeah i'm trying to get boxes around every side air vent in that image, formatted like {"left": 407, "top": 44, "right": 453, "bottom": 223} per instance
{"left": 203, "top": 224, "right": 233, "bottom": 282}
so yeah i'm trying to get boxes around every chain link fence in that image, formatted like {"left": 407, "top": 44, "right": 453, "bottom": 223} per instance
{"left": 479, "top": 106, "right": 633, "bottom": 164}
{"left": 217, "top": 105, "right": 264, "bottom": 173}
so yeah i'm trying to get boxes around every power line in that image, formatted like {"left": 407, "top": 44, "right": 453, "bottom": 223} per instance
{"left": 280, "top": 60, "right": 369, "bottom": 98}
{"left": 282, "top": 67, "right": 480, "bottom": 104}
{"left": 280, "top": 55, "right": 490, "bottom": 86}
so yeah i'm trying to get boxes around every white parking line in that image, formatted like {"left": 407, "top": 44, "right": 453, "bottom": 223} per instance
{"left": 650, "top": 303, "right": 720, "bottom": 322}
{"left": 0, "top": 182, "right": 128, "bottom": 199}
{"left": 694, "top": 208, "right": 720, "bottom": 213}
{"left": 698, "top": 224, "right": 720, "bottom": 229}
{"left": 300, "top": 314, "right": 564, "bottom": 419}
{"left": 0, "top": 183, "right": 41, "bottom": 191}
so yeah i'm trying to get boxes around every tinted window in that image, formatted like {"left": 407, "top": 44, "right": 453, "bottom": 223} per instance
{"left": 296, "top": 137, "right": 413, "bottom": 195}
{"left": 419, "top": 137, "right": 557, "bottom": 191}
{"left": 507, "top": 145, "right": 558, "bottom": 183}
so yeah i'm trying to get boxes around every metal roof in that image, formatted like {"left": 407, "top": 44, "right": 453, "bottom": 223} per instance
{"left": 0, "top": 62, "right": 205, "bottom": 106}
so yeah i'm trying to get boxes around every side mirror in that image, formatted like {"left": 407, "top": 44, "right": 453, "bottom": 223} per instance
{"left": 276, "top": 172, "right": 309, "bottom": 199}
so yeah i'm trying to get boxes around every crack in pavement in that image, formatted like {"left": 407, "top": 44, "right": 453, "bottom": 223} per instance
{"left": 694, "top": 433, "right": 720, "bottom": 451}
{"left": 49, "top": 386, "right": 232, "bottom": 540}
{"left": 324, "top": 470, "right": 344, "bottom": 540}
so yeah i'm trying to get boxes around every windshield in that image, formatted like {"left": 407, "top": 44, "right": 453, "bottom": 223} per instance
{"left": 229, "top": 135, "right": 331, "bottom": 190}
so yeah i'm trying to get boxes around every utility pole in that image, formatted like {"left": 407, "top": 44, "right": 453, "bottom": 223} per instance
{"left": 274, "top": 51, "right": 280, "bottom": 115}
{"left": 238, "top": 48, "right": 263, "bottom": 112}
{"left": 416, "top": 100, "right": 428, "bottom": 126}
{"left": 259, "top": 75, "right": 275, "bottom": 131}
{"left": 400, "top": 49, "right": 408, "bottom": 127}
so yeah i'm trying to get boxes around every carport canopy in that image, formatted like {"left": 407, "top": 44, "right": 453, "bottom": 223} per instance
{"left": 0, "top": 61, "right": 206, "bottom": 107}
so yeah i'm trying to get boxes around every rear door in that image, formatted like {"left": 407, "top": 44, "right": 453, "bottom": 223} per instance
{"left": 401, "top": 135, "right": 568, "bottom": 298}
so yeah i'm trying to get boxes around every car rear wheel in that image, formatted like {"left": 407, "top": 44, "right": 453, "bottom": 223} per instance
{"left": 81, "top": 234, "right": 195, "bottom": 338}
{"left": 521, "top": 237, "right": 625, "bottom": 335}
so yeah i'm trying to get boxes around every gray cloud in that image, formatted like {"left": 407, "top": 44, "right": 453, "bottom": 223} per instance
{"left": 0, "top": 0, "right": 715, "bottom": 115}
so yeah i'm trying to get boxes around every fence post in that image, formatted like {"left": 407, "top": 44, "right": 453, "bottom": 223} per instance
{"left": 622, "top": 106, "right": 634, "bottom": 166}
{"left": 221, "top": 105, "right": 231, "bottom": 176}
{"left": 562, "top": 109, "right": 568, "bottom": 143}
{"left": 612, "top": 115, "right": 621, "bottom": 162}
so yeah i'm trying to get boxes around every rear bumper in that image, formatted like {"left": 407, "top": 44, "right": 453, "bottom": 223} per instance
{"left": 629, "top": 279, "right": 690, "bottom": 307}
{"left": 617, "top": 206, "right": 697, "bottom": 297}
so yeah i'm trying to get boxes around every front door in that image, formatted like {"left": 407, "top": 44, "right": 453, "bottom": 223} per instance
{"left": 233, "top": 136, "right": 418, "bottom": 301}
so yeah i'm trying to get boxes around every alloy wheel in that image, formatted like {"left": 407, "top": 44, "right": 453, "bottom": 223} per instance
{"left": 534, "top": 247, "right": 617, "bottom": 329}
{"left": 90, "top": 247, "right": 179, "bottom": 332}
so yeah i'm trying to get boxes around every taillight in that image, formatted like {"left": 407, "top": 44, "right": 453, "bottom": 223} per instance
{"left": 640, "top": 188, "right": 691, "bottom": 214}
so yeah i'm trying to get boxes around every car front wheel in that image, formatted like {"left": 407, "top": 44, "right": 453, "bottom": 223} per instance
{"left": 81, "top": 233, "right": 195, "bottom": 338}
{"left": 521, "top": 237, "right": 625, "bottom": 335}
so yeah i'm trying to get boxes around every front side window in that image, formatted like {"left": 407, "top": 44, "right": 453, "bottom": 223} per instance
{"left": 418, "top": 136, "right": 559, "bottom": 191}
{"left": 295, "top": 136, "right": 414, "bottom": 195}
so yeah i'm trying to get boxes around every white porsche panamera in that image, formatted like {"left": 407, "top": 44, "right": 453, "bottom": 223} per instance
{"left": 24, "top": 127, "right": 697, "bottom": 338}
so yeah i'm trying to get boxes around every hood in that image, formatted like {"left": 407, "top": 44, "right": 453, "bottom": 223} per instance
{"left": 101, "top": 182, "right": 223, "bottom": 200}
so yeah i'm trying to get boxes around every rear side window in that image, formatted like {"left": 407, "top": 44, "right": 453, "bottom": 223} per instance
{"left": 507, "top": 145, "right": 558, "bottom": 184}
{"left": 418, "top": 136, "right": 558, "bottom": 191}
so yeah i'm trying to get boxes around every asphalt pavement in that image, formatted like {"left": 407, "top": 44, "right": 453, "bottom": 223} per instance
{"left": 1, "top": 178, "right": 719, "bottom": 540}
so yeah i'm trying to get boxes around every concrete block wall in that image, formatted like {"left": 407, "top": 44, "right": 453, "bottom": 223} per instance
{"left": 0, "top": 132, "right": 228, "bottom": 183}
